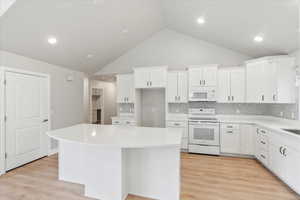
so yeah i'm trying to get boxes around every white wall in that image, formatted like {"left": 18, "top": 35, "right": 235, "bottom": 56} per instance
{"left": 96, "top": 29, "right": 251, "bottom": 74}
{"left": 0, "top": 50, "right": 88, "bottom": 150}
{"left": 90, "top": 80, "right": 117, "bottom": 124}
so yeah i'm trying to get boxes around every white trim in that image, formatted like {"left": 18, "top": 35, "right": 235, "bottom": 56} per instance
{"left": 48, "top": 148, "right": 58, "bottom": 156}
{"left": 0, "top": 66, "right": 51, "bottom": 175}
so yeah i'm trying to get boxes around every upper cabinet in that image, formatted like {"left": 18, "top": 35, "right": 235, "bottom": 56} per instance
{"left": 167, "top": 71, "right": 188, "bottom": 103}
{"left": 188, "top": 65, "right": 218, "bottom": 87}
{"left": 218, "top": 67, "right": 245, "bottom": 103}
{"left": 246, "top": 57, "right": 296, "bottom": 104}
{"left": 134, "top": 66, "right": 167, "bottom": 89}
{"left": 116, "top": 74, "right": 135, "bottom": 103}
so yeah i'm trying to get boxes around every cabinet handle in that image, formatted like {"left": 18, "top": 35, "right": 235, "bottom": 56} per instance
{"left": 227, "top": 131, "right": 233, "bottom": 133}
{"left": 174, "top": 123, "right": 180, "bottom": 126}
{"left": 260, "top": 130, "right": 266, "bottom": 134}
{"left": 282, "top": 148, "right": 287, "bottom": 157}
{"left": 262, "top": 95, "right": 265, "bottom": 101}
{"left": 150, "top": 81, "right": 152, "bottom": 86}
{"left": 227, "top": 125, "right": 233, "bottom": 128}
{"left": 203, "top": 80, "right": 206, "bottom": 85}
{"left": 279, "top": 146, "right": 283, "bottom": 154}
{"left": 200, "top": 80, "right": 202, "bottom": 85}
{"left": 178, "top": 96, "right": 180, "bottom": 101}
{"left": 273, "top": 94, "right": 276, "bottom": 101}
{"left": 228, "top": 96, "right": 230, "bottom": 101}
{"left": 260, "top": 141, "right": 266, "bottom": 145}
{"left": 260, "top": 154, "right": 266, "bottom": 159}
{"left": 147, "top": 81, "right": 149, "bottom": 86}
{"left": 231, "top": 96, "right": 234, "bottom": 101}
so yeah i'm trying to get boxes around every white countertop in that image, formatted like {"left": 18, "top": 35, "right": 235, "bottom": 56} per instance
{"left": 47, "top": 124, "right": 182, "bottom": 148}
{"left": 217, "top": 115, "right": 300, "bottom": 139}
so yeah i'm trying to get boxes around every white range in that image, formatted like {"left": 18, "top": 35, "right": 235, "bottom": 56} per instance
{"left": 47, "top": 124, "right": 182, "bottom": 200}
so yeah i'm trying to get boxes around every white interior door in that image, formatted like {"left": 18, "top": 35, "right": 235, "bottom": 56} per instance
{"left": 5, "top": 71, "right": 49, "bottom": 171}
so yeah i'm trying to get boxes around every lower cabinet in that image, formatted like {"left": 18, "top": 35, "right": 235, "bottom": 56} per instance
{"left": 166, "top": 120, "right": 188, "bottom": 151}
{"left": 268, "top": 132, "right": 300, "bottom": 194}
{"left": 220, "top": 123, "right": 254, "bottom": 155}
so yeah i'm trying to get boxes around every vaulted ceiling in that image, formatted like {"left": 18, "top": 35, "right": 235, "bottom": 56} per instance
{"left": 0, "top": 0, "right": 298, "bottom": 74}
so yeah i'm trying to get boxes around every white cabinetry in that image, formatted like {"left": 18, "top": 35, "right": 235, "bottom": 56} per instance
{"left": 221, "top": 124, "right": 240, "bottom": 154}
{"left": 134, "top": 66, "right": 167, "bottom": 89}
{"left": 188, "top": 65, "right": 218, "bottom": 87}
{"left": 220, "top": 123, "right": 254, "bottom": 155}
{"left": 255, "top": 127, "right": 269, "bottom": 166}
{"left": 218, "top": 67, "right": 245, "bottom": 103}
{"left": 269, "top": 132, "right": 300, "bottom": 194}
{"left": 246, "top": 57, "right": 295, "bottom": 103}
{"left": 116, "top": 74, "right": 134, "bottom": 103}
{"left": 166, "top": 120, "right": 188, "bottom": 150}
{"left": 167, "top": 71, "right": 188, "bottom": 103}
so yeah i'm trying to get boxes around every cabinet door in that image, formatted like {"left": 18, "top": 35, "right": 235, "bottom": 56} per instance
{"left": 117, "top": 74, "right": 134, "bottom": 103}
{"left": 188, "top": 68, "right": 202, "bottom": 87}
{"left": 167, "top": 72, "right": 178, "bottom": 103}
{"left": 230, "top": 68, "right": 245, "bottom": 103}
{"left": 220, "top": 129, "right": 240, "bottom": 154}
{"left": 177, "top": 71, "right": 188, "bottom": 103}
{"left": 202, "top": 66, "right": 218, "bottom": 86}
{"left": 134, "top": 68, "right": 149, "bottom": 88}
{"left": 263, "top": 61, "right": 277, "bottom": 103}
{"left": 285, "top": 146, "right": 300, "bottom": 194}
{"left": 246, "top": 62, "right": 264, "bottom": 103}
{"left": 149, "top": 67, "right": 167, "bottom": 88}
{"left": 217, "top": 69, "right": 231, "bottom": 103}
{"left": 276, "top": 58, "right": 296, "bottom": 103}
{"left": 269, "top": 141, "right": 286, "bottom": 179}
{"left": 239, "top": 124, "right": 255, "bottom": 155}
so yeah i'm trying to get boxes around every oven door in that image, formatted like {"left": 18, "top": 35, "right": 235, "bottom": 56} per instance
{"left": 189, "top": 122, "right": 220, "bottom": 146}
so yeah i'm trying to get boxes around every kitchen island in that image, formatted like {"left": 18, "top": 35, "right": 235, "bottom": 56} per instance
{"left": 47, "top": 124, "right": 182, "bottom": 200}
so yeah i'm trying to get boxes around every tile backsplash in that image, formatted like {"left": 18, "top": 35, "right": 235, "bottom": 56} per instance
{"left": 169, "top": 102, "right": 298, "bottom": 120}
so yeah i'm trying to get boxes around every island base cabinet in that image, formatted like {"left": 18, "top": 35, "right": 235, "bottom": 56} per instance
{"left": 58, "top": 141, "right": 180, "bottom": 200}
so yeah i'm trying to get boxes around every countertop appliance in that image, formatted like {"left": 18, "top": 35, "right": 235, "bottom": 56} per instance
{"left": 188, "top": 108, "right": 220, "bottom": 155}
{"left": 189, "top": 87, "right": 216, "bottom": 102}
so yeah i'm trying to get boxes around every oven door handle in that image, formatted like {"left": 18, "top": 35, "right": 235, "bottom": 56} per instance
{"left": 189, "top": 121, "right": 219, "bottom": 124}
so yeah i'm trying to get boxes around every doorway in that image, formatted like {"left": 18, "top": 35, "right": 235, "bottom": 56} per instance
{"left": 91, "top": 88, "right": 103, "bottom": 124}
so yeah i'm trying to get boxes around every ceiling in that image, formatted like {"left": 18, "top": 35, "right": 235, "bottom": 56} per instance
{"left": 0, "top": 0, "right": 298, "bottom": 74}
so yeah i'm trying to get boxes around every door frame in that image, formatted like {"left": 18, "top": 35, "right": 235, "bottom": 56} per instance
{"left": 89, "top": 86, "right": 105, "bottom": 124}
{"left": 0, "top": 67, "right": 51, "bottom": 175}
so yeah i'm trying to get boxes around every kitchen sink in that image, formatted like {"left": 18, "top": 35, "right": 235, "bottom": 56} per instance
{"left": 282, "top": 129, "right": 300, "bottom": 135}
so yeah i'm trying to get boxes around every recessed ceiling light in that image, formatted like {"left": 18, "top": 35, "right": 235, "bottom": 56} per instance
{"left": 197, "top": 17, "right": 206, "bottom": 25}
{"left": 48, "top": 37, "right": 57, "bottom": 45}
{"left": 254, "top": 35, "right": 264, "bottom": 43}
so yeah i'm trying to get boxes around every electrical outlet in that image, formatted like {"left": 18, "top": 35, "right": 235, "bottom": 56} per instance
{"left": 280, "top": 111, "right": 284, "bottom": 117}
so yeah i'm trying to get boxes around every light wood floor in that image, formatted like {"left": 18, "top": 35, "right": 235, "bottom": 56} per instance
{"left": 0, "top": 153, "right": 299, "bottom": 200}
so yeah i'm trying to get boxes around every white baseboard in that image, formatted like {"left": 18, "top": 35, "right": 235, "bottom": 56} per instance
{"left": 48, "top": 148, "right": 58, "bottom": 156}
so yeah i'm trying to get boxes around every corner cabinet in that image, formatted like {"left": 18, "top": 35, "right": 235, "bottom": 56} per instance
{"left": 188, "top": 65, "right": 218, "bottom": 87}
{"left": 218, "top": 67, "right": 245, "bottom": 103}
{"left": 134, "top": 66, "right": 167, "bottom": 89}
{"left": 116, "top": 74, "right": 135, "bottom": 103}
{"left": 167, "top": 71, "right": 188, "bottom": 103}
{"left": 246, "top": 57, "right": 296, "bottom": 104}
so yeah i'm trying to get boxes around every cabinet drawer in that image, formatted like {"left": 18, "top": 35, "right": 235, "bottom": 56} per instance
{"left": 258, "top": 134, "right": 269, "bottom": 150}
{"left": 221, "top": 123, "right": 240, "bottom": 130}
{"left": 257, "top": 127, "right": 268, "bottom": 135}
{"left": 257, "top": 149, "right": 269, "bottom": 167}
{"left": 166, "top": 121, "right": 187, "bottom": 128}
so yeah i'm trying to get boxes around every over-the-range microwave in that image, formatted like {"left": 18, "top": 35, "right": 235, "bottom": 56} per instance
{"left": 189, "top": 87, "right": 216, "bottom": 102}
